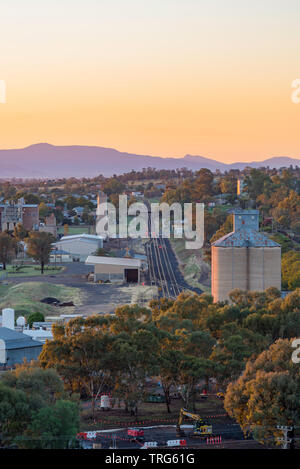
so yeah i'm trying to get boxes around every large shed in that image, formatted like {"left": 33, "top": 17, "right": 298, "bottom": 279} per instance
{"left": 0, "top": 327, "right": 43, "bottom": 367}
{"left": 86, "top": 255, "right": 141, "bottom": 283}
{"left": 52, "top": 234, "right": 103, "bottom": 261}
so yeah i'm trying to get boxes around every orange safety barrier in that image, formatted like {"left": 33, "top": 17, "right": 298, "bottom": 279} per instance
{"left": 206, "top": 436, "right": 222, "bottom": 445}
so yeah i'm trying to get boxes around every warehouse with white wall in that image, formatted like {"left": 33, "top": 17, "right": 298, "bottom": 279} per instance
{"left": 86, "top": 255, "right": 141, "bottom": 283}
{"left": 52, "top": 234, "right": 103, "bottom": 261}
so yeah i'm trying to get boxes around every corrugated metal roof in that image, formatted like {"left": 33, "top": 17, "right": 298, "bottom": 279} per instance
{"left": 0, "top": 327, "right": 43, "bottom": 350}
{"left": 86, "top": 255, "right": 141, "bottom": 267}
{"left": 212, "top": 229, "right": 281, "bottom": 247}
{"left": 60, "top": 234, "right": 103, "bottom": 241}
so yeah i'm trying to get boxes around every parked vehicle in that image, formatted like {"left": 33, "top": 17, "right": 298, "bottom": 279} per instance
{"left": 127, "top": 427, "right": 145, "bottom": 442}
{"left": 127, "top": 427, "right": 144, "bottom": 437}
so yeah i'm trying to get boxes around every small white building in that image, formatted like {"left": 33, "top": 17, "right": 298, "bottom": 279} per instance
{"left": 22, "top": 329, "right": 53, "bottom": 343}
{"left": 52, "top": 234, "right": 103, "bottom": 262}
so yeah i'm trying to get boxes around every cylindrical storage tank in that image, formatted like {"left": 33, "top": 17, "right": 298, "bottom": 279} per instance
{"left": 249, "top": 246, "right": 281, "bottom": 292}
{"left": 211, "top": 246, "right": 248, "bottom": 302}
{"left": 2, "top": 308, "right": 15, "bottom": 330}
{"left": 212, "top": 245, "right": 282, "bottom": 303}
{"left": 16, "top": 316, "right": 26, "bottom": 327}
{"left": 100, "top": 395, "right": 111, "bottom": 410}
{"left": 0, "top": 338, "right": 6, "bottom": 364}
{"left": 249, "top": 247, "right": 264, "bottom": 291}
{"left": 211, "top": 210, "right": 282, "bottom": 303}
{"left": 263, "top": 247, "right": 281, "bottom": 291}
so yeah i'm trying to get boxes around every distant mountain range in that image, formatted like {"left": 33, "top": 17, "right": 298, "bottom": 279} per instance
{"left": 0, "top": 143, "right": 299, "bottom": 178}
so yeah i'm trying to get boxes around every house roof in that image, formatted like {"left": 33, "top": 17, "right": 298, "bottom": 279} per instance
{"left": 0, "top": 327, "right": 43, "bottom": 350}
{"left": 86, "top": 255, "right": 141, "bottom": 268}
{"left": 0, "top": 204, "right": 38, "bottom": 208}
{"left": 60, "top": 234, "right": 103, "bottom": 241}
{"left": 53, "top": 234, "right": 103, "bottom": 248}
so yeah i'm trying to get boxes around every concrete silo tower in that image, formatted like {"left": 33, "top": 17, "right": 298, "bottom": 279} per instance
{"left": 211, "top": 210, "right": 281, "bottom": 302}
{"left": 96, "top": 190, "right": 108, "bottom": 239}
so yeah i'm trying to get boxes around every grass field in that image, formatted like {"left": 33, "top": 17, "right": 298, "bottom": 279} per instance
{"left": 0, "top": 281, "right": 84, "bottom": 318}
{"left": 119, "top": 284, "right": 157, "bottom": 304}
{"left": 6, "top": 265, "right": 63, "bottom": 278}
{"left": 57, "top": 225, "right": 94, "bottom": 235}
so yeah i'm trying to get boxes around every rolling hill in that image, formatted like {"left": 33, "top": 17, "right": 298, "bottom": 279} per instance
{"left": 0, "top": 143, "right": 298, "bottom": 178}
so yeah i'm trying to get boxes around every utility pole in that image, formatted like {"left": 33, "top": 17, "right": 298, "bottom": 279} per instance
{"left": 110, "top": 433, "right": 117, "bottom": 449}
{"left": 277, "top": 425, "right": 294, "bottom": 449}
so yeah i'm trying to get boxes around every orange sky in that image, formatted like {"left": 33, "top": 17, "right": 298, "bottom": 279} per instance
{"left": 0, "top": 1, "right": 300, "bottom": 162}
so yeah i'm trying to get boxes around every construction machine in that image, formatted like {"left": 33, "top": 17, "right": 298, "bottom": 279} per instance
{"left": 176, "top": 408, "right": 213, "bottom": 438}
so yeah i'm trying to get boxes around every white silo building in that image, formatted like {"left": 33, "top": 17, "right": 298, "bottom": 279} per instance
{"left": 211, "top": 210, "right": 281, "bottom": 302}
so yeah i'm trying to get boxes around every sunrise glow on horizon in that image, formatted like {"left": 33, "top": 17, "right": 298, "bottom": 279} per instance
{"left": 0, "top": 0, "right": 300, "bottom": 163}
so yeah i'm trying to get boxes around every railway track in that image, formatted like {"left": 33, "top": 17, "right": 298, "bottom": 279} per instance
{"left": 145, "top": 200, "right": 203, "bottom": 300}
{"left": 145, "top": 203, "right": 185, "bottom": 299}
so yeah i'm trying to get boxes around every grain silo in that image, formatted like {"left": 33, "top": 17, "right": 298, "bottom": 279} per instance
{"left": 211, "top": 210, "right": 281, "bottom": 302}
{"left": 96, "top": 190, "right": 109, "bottom": 239}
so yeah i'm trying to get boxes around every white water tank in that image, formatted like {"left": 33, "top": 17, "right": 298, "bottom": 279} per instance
{"left": 16, "top": 316, "right": 26, "bottom": 327}
{"left": 0, "top": 338, "right": 6, "bottom": 364}
{"left": 2, "top": 308, "right": 15, "bottom": 330}
{"left": 100, "top": 395, "right": 111, "bottom": 410}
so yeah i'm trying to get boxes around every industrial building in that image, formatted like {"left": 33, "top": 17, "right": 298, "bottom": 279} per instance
{"left": 0, "top": 198, "right": 39, "bottom": 232}
{"left": 86, "top": 255, "right": 141, "bottom": 283}
{"left": 39, "top": 213, "right": 57, "bottom": 237}
{"left": 52, "top": 233, "right": 103, "bottom": 261}
{"left": 0, "top": 327, "right": 43, "bottom": 367}
{"left": 96, "top": 190, "right": 109, "bottom": 239}
{"left": 0, "top": 309, "right": 43, "bottom": 367}
{"left": 211, "top": 210, "right": 281, "bottom": 302}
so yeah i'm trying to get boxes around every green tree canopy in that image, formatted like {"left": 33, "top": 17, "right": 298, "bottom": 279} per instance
{"left": 26, "top": 231, "right": 55, "bottom": 273}
{"left": 25, "top": 400, "right": 79, "bottom": 449}
{"left": 27, "top": 312, "right": 45, "bottom": 328}
{"left": 0, "top": 232, "right": 16, "bottom": 269}
{"left": 224, "top": 338, "right": 300, "bottom": 446}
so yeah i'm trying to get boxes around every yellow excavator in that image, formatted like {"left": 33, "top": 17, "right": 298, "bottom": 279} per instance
{"left": 176, "top": 408, "right": 213, "bottom": 438}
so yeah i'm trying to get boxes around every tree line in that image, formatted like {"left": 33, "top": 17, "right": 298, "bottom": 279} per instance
{"left": 39, "top": 288, "right": 300, "bottom": 445}
{"left": 0, "top": 362, "right": 79, "bottom": 449}
{"left": 0, "top": 225, "right": 55, "bottom": 273}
